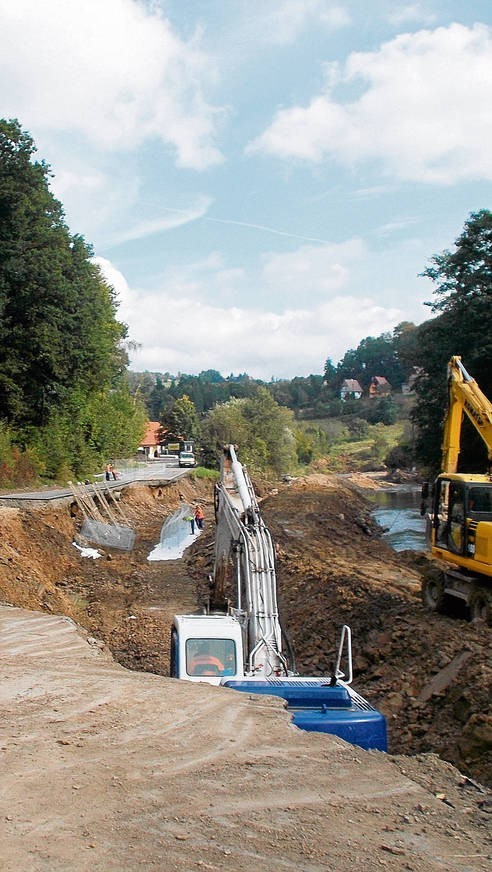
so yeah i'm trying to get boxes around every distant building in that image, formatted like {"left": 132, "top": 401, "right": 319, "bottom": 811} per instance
{"left": 368, "top": 376, "right": 392, "bottom": 399}
{"left": 139, "top": 421, "right": 166, "bottom": 458}
{"left": 340, "top": 379, "right": 363, "bottom": 400}
{"left": 401, "top": 367, "right": 422, "bottom": 395}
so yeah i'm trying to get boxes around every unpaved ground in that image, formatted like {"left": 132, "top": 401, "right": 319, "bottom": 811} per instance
{"left": 0, "top": 472, "right": 491, "bottom": 870}
{"left": 1, "top": 605, "right": 490, "bottom": 872}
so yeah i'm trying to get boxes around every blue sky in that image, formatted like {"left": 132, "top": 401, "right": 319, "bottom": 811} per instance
{"left": 1, "top": 0, "right": 491, "bottom": 379}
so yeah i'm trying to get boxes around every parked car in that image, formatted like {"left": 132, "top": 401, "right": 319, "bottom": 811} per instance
{"left": 178, "top": 451, "right": 196, "bottom": 468}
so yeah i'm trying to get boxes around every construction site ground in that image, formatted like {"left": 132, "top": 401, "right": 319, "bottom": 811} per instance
{"left": 0, "top": 472, "right": 490, "bottom": 871}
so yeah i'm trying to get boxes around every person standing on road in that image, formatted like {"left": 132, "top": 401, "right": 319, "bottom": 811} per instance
{"left": 105, "top": 463, "right": 112, "bottom": 481}
{"left": 194, "top": 505, "right": 205, "bottom": 530}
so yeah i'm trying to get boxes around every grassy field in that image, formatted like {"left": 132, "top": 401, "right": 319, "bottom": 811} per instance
{"left": 301, "top": 419, "right": 406, "bottom": 473}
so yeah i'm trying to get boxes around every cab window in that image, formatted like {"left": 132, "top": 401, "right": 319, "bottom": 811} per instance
{"left": 468, "top": 486, "right": 492, "bottom": 517}
{"left": 186, "top": 638, "right": 236, "bottom": 677}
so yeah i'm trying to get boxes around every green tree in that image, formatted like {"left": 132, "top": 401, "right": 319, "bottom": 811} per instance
{"left": 0, "top": 119, "right": 144, "bottom": 480}
{"left": 412, "top": 210, "right": 492, "bottom": 473}
{"left": 201, "top": 398, "right": 250, "bottom": 467}
{"left": 202, "top": 389, "right": 297, "bottom": 476}
{"left": 147, "top": 375, "right": 173, "bottom": 420}
{"left": 392, "top": 321, "right": 419, "bottom": 373}
{"left": 162, "top": 394, "right": 201, "bottom": 443}
{"left": 242, "top": 387, "right": 297, "bottom": 475}
{"left": 323, "top": 357, "right": 338, "bottom": 392}
{"left": 0, "top": 120, "right": 128, "bottom": 425}
{"left": 366, "top": 396, "right": 397, "bottom": 426}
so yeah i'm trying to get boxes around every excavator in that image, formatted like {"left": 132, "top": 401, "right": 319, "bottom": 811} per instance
{"left": 171, "top": 445, "right": 387, "bottom": 752}
{"left": 421, "top": 356, "right": 492, "bottom": 624}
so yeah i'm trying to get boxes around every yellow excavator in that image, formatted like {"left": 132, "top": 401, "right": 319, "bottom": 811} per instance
{"left": 421, "top": 356, "right": 492, "bottom": 624}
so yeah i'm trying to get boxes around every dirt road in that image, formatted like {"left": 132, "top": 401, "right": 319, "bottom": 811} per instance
{"left": 0, "top": 472, "right": 490, "bottom": 869}
{"left": 1, "top": 605, "right": 490, "bottom": 871}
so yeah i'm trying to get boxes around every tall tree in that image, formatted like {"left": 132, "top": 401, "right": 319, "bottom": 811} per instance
{"left": 412, "top": 210, "right": 492, "bottom": 473}
{"left": 0, "top": 119, "right": 144, "bottom": 478}
{"left": 162, "top": 395, "right": 201, "bottom": 443}
{"left": 0, "top": 119, "right": 128, "bottom": 427}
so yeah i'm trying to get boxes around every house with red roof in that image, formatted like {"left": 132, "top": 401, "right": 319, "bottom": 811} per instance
{"left": 368, "top": 376, "right": 392, "bottom": 399}
{"left": 139, "top": 421, "right": 167, "bottom": 458}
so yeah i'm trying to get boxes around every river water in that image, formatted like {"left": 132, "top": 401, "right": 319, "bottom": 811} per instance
{"left": 368, "top": 485, "right": 426, "bottom": 552}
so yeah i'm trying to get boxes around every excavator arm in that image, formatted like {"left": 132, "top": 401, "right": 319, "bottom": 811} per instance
{"left": 441, "top": 356, "right": 492, "bottom": 474}
{"left": 213, "top": 445, "right": 289, "bottom": 677}
{"left": 171, "top": 444, "right": 388, "bottom": 749}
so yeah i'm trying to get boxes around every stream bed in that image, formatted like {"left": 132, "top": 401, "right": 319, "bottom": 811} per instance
{"left": 368, "top": 485, "right": 426, "bottom": 552}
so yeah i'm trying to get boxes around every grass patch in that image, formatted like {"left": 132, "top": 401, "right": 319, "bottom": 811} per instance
{"left": 190, "top": 466, "right": 220, "bottom": 481}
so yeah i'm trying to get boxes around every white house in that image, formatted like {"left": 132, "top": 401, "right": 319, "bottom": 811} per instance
{"left": 340, "top": 379, "right": 363, "bottom": 400}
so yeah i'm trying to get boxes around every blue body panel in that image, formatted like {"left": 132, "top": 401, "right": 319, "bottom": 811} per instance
{"left": 222, "top": 679, "right": 387, "bottom": 752}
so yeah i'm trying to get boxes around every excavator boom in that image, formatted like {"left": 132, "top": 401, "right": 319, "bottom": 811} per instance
{"left": 442, "top": 356, "right": 492, "bottom": 474}
{"left": 212, "top": 444, "right": 288, "bottom": 677}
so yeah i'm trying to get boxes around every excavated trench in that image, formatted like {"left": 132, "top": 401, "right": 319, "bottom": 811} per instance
{"left": 0, "top": 473, "right": 490, "bottom": 788}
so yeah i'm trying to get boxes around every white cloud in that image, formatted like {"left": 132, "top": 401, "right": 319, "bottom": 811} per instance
{"left": 127, "top": 292, "right": 402, "bottom": 379}
{"left": 388, "top": 3, "right": 437, "bottom": 26}
{"left": 0, "top": 0, "right": 223, "bottom": 170}
{"left": 260, "top": 0, "right": 351, "bottom": 45}
{"left": 47, "top": 153, "right": 143, "bottom": 241}
{"left": 107, "top": 198, "right": 213, "bottom": 245}
{"left": 93, "top": 256, "right": 134, "bottom": 314}
{"left": 247, "top": 23, "right": 492, "bottom": 183}
{"left": 261, "top": 239, "right": 366, "bottom": 299}
{"left": 220, "top": 0, "right": 350, "bottom": 53}
{"left": 95, "top": 255, "right": 407, "bottom": 380}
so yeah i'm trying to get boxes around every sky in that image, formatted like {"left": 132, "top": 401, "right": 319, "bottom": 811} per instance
{"left": 1, "top": 0, "right": 491, "bottom": 380}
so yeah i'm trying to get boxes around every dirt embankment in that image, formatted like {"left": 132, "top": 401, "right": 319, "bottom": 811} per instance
{"left": 0, "top": 473, "right": 490, "bottom": 790}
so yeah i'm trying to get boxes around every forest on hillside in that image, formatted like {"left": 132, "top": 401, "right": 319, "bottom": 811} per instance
{"left": 0, "top": 119, "right": 491, "bottom": 484}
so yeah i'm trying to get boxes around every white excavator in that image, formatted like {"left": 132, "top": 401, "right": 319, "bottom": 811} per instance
{"left": 171, "top": 445, "right": 387, "bottom": 752}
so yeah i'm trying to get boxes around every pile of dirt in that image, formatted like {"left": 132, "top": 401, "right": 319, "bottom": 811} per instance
{"left": 258, "top": 477, "right": 491, "bottom": 788}
{"left": 0, "top": 472, "right": 490, "bottom": 790}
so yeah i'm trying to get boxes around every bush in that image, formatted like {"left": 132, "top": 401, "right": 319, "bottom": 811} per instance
{"left": 366, "top": 397, "right": 397, "bottom": 425}
{"left": 347, "top": 417, "right": 370, "bottom": 440}
{"left": 0, "top": 424, "right": 46, "bottom": 487}
{"left": 385, "top": 443, "right": 414, "bottom": 470}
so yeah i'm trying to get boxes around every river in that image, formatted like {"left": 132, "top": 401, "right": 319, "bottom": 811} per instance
{"left": 368, "top": 485, "right": 426, "bottom": 552}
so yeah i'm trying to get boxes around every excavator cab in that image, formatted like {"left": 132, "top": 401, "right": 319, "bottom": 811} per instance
{"left": 432, "top": 477, "right": 466, "bottom": 555}
{"left": 421, "top": 359, "right": 492, "bottom": 624}
{"left": 170, "top": 614, "right": 244, "bottom": 684}
{"left": 430, "top": 473, "right": 492, "bottom": 562}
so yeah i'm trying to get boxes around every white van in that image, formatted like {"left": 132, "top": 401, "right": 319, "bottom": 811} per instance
{"left": 178, "top": 451, "right": 196, "bottom": 468}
